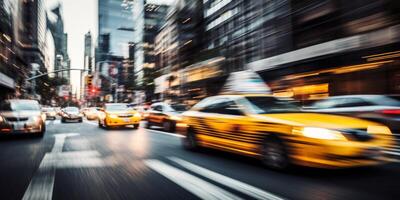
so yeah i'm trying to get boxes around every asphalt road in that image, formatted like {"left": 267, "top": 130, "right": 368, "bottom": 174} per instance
{"left": 0, "top": 118, "right": 400, "bottom": 200}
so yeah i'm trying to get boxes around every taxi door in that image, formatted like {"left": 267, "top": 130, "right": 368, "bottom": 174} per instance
{"left": 196, "top": 99, "right": 257, "bottom": 154}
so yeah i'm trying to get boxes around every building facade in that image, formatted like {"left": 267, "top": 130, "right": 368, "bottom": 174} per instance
{"left": 132, "top": 0, "right": 169, "bottom": 102}
{"left": 95, "top": 0, "right": 135, "bottom": 102}
{"left": 154, "top": 0, "right": 204, "bottom": 101}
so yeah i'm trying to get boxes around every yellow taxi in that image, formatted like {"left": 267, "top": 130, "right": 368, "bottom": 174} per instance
{"left": 177, "top": 94, "right": 395, "bottom": 169}
{"left": 98, "top": 103, "right": 141, "bottom": 129}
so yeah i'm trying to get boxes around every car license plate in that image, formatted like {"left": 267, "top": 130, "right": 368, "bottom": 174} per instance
{"left": 14, "top": 123, "right": 24, "bottom": 130}
{"left": 124, "top": 118, "right": 131, "bottom": 122}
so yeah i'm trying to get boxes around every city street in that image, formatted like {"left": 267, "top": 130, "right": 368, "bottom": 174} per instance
{"left": 0, "top": 119, "right": 399, "bottom": 200}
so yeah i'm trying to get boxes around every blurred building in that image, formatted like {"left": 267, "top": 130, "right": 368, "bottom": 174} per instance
{"left": 155, "top": 0, "right": 400, "bottom": 103}
{"left": 15, "top": 0, "right": 47, "bottom": 72}
{"left": 81, "top": 31, "right": 92, "bottom": 100}
{"left": 0, "top": 0, "right": 28, "bottom": 100}
{"left": 95, "top": 0, "right": 135, "bottom": 102}
{"left": 154, "top": 0, "right": 204, "bottom": 101}
{"left": 48, "top": 3, "right": 70, "bottom": 82}
{"left": 246, "top": 0, "right": 400, "bottom": 102}
{"left": 132, "top": 0, "right": 169, "bottom": 102}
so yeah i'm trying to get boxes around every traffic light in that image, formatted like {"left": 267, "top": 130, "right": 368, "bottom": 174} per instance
{"left": 86, "top": 75, "right": 93, "bottom": 88}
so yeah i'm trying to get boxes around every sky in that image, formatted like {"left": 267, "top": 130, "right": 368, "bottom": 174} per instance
{"left": 48, "top": 0, "right": 97, "bottom": 97}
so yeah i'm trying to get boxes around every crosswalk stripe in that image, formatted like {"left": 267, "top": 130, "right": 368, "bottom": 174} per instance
{"left": 145, "top": 159, "right": 242, "bottom": 200}
{"left": 169, "top": 157, "right": 284, "bottom": 200}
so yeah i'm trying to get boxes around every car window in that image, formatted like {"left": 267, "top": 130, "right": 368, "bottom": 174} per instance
{"left": 154, "top": 105, "right": 163, "bottom": 112}
{"left": 201, "top": 99, "right": 244, "bottom": 115}
{"left": 337, "top": 98, "right": 374, "bottom": 107}
{"left": 245, "top": 97, "right": 299, "bottom": 114}
{"left": 105, "top": 104, "right": 128, "bottom": 111}
{"left": 9, "top": 102, "right": 40, "bottom": 111}
{"left": 312, "top": 99, "right": 340, "bottom": 109}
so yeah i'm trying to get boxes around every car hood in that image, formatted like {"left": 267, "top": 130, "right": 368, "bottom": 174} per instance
{"left": 254, "top": 113, "right": 383, "bottom": 130}
{"left": 0, "top": 110, "right": 41, "bottom": 118}
{"left": 65, "top": 111, "right": 79, "bottom": 115}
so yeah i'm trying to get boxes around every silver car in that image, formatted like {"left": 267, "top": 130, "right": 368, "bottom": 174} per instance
{"left": 0, "top": 99, "right": 46, "bottom": 136}
{"left": 307, "top": 95, "right": 400, "bottom": 132}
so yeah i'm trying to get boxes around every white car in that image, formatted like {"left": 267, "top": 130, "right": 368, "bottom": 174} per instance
{"left": 0, "top": 99, "right": 46, "bottom": 136}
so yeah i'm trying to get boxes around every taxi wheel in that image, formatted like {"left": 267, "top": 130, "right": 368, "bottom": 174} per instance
{"left": 262, "top": 137, "right": 289, "bottom": 170}
{"left": 183, "top": 128, "right": 198, "bottom": 151}
{"left": 163, "top": 120, "right": 175, "bottom": 132}
{"left": 146, "top": 121, "right": 152, "bottom": 129}
{"left": 133, "top": 124, "right": 139, "bottom": 129}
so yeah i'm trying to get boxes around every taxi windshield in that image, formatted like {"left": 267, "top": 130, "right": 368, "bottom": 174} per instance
{"left": 106, "top": 104, "right": 128, "bottom": 111}
{"left": 245, "top": 97, "right": 300, "bottom": 114}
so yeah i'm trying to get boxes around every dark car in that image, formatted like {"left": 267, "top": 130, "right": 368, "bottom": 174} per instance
{"left": 61, "top": 107, "right": 83, "bottom": 123}
{"left": 306, "top": 95, "right": 400, "bottom": 132}
{"left": 146, "top": 102, "right": 188, "bottom": 132}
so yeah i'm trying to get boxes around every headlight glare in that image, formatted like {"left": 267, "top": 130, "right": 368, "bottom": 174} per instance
{"left": 297, "top": 127, "right": 347, "bottom": 141}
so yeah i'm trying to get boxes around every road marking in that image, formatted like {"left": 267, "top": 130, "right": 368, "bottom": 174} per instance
{"left": 83, "top": 120, "right": 98, "bottom": 126}
{"left": 147, "top": 129, "right": 185, "bottom": 138}
{"left": 22, "top": 133, "right": 105, "bottom": 200}
{"left": 169, "top": 157, "right": 285, "bottom": 200}
{"left": 22, "top": 133, "right": 79, "bottom": 200}
{"left": 145, "top": 159, "right": 241, "bottom": 200}
{"left": 383, "top": 151, "right": 400, "bottom": 156}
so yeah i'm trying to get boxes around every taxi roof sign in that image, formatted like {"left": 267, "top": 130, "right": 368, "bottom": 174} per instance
{"left": 220, "top": 70, "right": 271, "bottom": 94}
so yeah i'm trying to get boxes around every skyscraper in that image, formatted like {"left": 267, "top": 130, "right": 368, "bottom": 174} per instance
{"left": 132, "top": 0, "right": 169, "bottom": 101}
{"left": 95, "top": 0, "right": 135, "bottom": 102}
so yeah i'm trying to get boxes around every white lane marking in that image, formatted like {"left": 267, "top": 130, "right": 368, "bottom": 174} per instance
{"left": 45, "top": 151, "right": 104, "bottom": 168}
{"left": 145, "top": 159, "right": 242, "bottom": 200}
{"left": 383, "top": 151, "right": 400, "bottom": 156}
{"left": 52, "top": 133, "right": 79, "bottom": 153}
{"left": 384, "top": 148, "right": 400, "bottom": 153}
{"left": 22, "top": 133, "right": 80, "bottom": 200}
{"left": 169, "top": 157, "right": 285, "bottom": 200}
{"left": 147, "top": 129, "right": 185, "bottom": 138}
{"left": 53, "top": 120, "right": 61, "bottom": 125}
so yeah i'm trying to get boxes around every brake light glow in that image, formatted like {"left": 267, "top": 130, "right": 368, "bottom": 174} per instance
{"left": 380, "top": 109, "right": 400, "bottom": 115}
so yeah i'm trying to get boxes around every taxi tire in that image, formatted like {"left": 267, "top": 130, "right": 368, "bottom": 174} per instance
{"left": 133, "top": 124, "right": 139, "bottom": 129}
{"left": 262, "top": 136, "right": 290, "bottom": 170}
{"left": 163, "top": 120, "right": 175, "bottom": 132}
{"left": 146, "top": 121, "right": 152, "bottom": 129}
{"left": 183, "top": 128, "right": 198, "bottom": 151}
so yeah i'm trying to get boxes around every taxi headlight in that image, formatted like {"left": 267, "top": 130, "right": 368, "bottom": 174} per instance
{"left": 170, "top": 115, "right": 182, "bottom": 121}
{"left": 109, "top": 114, "right": 118, "bottom": 118}
{"left": 295, "top": 127, "right": 347, "bottom": 141}
{"left": 134, "top": 113, "right": 141, "bottom": 118}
